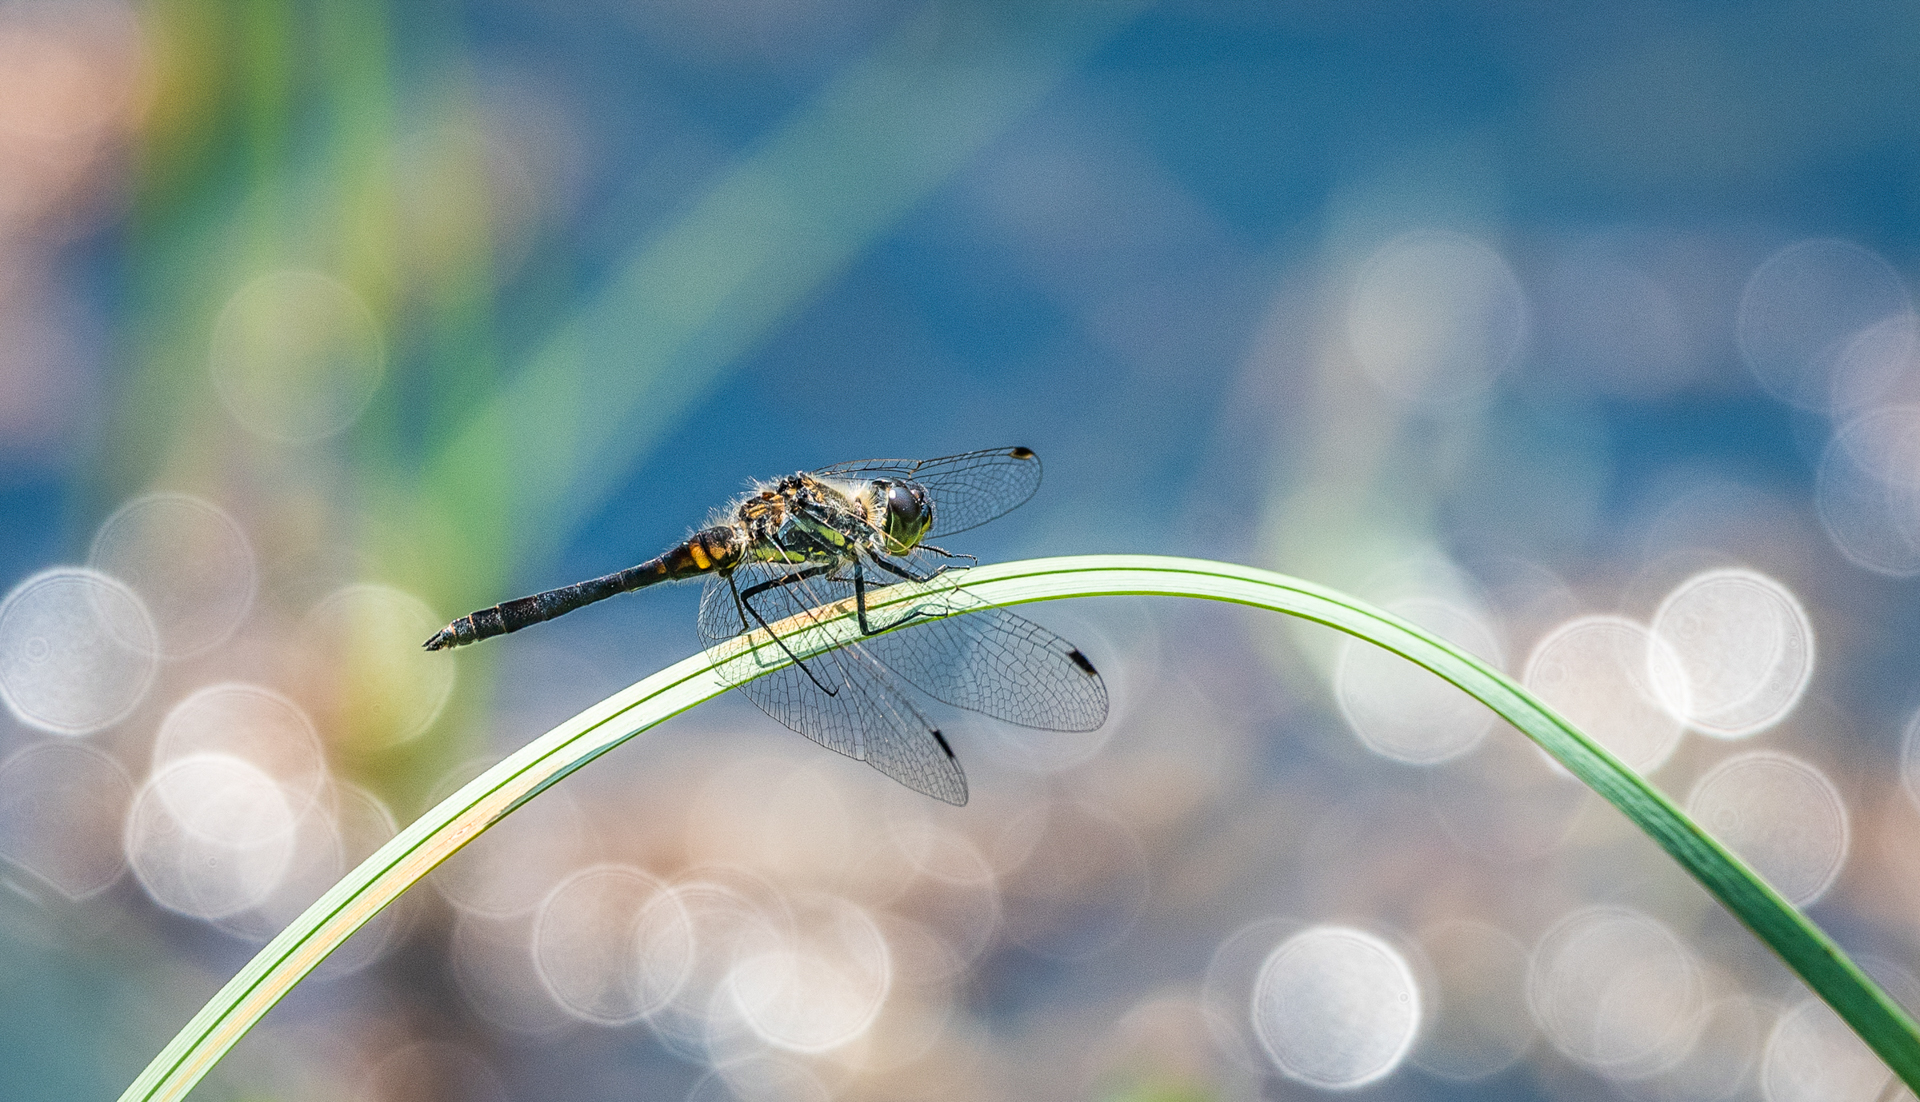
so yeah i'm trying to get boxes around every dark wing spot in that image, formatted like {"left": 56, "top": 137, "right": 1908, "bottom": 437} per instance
{"left": 1009, "top": 446, "right": 1036, "bottom": 460}
{"left": 931, "top": 728, "right": 957, "bottom": 759}
{"left": 1067, "top": 648, "right": 1098, "bottom": 676}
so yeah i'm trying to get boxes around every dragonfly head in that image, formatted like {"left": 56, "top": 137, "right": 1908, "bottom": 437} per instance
{"left": 879, "top": 480, "right": 932, "bottom": 553}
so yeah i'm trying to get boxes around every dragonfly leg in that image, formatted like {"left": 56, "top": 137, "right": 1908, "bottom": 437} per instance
{"left": 737, "top": 564, "right": 833, "bottom": 601}
{"left": 869, "top": 555, "right": 932, "bottom": 584}
{"left": 857, "top": 554, "right": 959, "bottom": 635}
{"left": 909, "top": 543, "right": 977, "bottom": 578}
{"left": 729, "top": 569, "right": 841, "bottom": 697}
{"left": 852, "top": 559, "right": 878, "bottom": 635}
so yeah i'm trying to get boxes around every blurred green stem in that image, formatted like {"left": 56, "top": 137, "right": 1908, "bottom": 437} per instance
{"left": 116, "top": 555, "right": 1920, "bottom": 1101}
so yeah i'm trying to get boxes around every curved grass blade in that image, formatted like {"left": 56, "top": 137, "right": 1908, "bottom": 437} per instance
{"left": 119, "top": 554, "right": 1920, "bottom": 1101}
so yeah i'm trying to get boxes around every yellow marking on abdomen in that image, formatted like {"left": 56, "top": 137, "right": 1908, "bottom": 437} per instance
{"left": 689, "top": 542, "right": 712, "bottom": 570}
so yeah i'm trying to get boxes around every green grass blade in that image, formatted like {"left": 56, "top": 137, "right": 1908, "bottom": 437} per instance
{"left": 118, "top": 554, "right": 1920, "bottom": 1101}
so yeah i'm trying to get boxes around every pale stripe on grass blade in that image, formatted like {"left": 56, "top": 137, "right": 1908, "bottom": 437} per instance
{"left": 118, "top": 555, "right": 1920, "bottom": 1100}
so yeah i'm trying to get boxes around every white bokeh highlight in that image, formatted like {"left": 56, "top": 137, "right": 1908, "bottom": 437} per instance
{"left": 1337, "top": 597, "right": 1501, "bottom": 765}
{"left": 1348, "top": 230, "right": 1526, "bottom": 405}
{"left": 125, "top": 752, "right": 297, "bottom": 920}
{"left": 1527, "top": 906, "right": 1702, "bottom": 1078}
{"left": 1898, "top": 707, "right": 1920, "bottom": 821}
{"left": 1830, "top": 311, "right": 1920, "bottom": 417}
{"left": 153, "top": 683, "right": 328, "bottom": 818}
{"left": 1687, "top": 751, "right": 1849, "bottom": 907}
{"left": 1737, "top": 238, "right": 1912, "bottom": 411}
{"left": 648, "top": 871, "right": 794, "bottom": 1061}
{"left": 1651, "top": 568, "right": 1814, "bottom": 737}
{"left": 687, "top": 1054, "right": 831, "bottom": 1102}
{"left": 1202, "top": 916, "right": 1300, "bottom": 1073}
{"left": 0, "top": 567, "right": 157, "bottom": 735}
{"left": 728, "top": 894, "right": 892, "bottom": 1054}
{"left": 88, "top": 493, "right": 255, "bottom": 659}
{"left": 209, "top": 782, "right": 401, "bottom": 981}
{"left": 1250, "top": 925, "right": 1421, "bottom": 1090}
{"left": 0, "top": 741, "right": 132, "bottom": 897}
{"left": 1761, "top": 998, "right": 1895, "bottom": 1102}
{"left": 531, "top": 864, "right": 694, "bottom": 1025}
{"left": 1817, "top": 405, "right": 1920, "bottom": 577}
{"left": 1524, "top": 615, "right": 1689, "bottom": 773}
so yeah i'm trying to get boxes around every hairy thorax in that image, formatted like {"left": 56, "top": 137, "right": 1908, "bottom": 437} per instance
{"left": 733, "top": 475, "right": 884, "bottom": 566}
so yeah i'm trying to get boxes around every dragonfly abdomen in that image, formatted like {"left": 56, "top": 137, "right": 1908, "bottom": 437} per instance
{"left": 654, "top": 525, "right": 746, "bottom": 578}
{"left": 423, "top": 526, "right": 741, "bottom": 650}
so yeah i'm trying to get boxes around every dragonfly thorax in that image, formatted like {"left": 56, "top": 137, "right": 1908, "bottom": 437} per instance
{"left": 733, "top": 474, "right": 888, "bottom": 566}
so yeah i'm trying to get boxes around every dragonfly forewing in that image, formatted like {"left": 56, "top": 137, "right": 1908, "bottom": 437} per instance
{"left": 811, "top": 446, "right": 1042, "bottom": 539}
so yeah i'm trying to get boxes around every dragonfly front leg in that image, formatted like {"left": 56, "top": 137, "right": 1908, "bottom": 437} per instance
{"left": 904, "top": 543, "right": 977, "bottom": 581}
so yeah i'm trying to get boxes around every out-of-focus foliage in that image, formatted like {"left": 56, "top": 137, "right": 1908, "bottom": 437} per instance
{"left": 6, "top": 2, "right": 1920, "bottom": 1100}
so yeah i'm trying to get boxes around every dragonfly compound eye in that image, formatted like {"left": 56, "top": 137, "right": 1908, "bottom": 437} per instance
{"left": 884, "top": 482, "right": 932, "bottom": 551}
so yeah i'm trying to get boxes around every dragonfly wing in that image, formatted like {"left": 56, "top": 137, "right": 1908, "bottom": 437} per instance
{"left": 696, "top": 557, "right": 861, "bottom": 652}
{"left": 727, "top": 643, "right": 969, "bottom": 806}
{"left": 698, "top": 564, "right": 968, "bottom": 805}
{"left": 811, "top": 446, "right": 1042, "bottom": 539}
{"left": 856, "top": 594, "right": 1109, "bottom": 733}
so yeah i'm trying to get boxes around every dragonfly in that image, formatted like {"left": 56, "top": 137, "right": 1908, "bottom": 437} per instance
{"left": 424, "top": 447, "right": 1108, "bottom": 805}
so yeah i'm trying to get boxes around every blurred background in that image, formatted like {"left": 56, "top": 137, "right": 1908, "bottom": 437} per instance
{"left": 4, "top": 1, "right": 1920, "bottom": 1099}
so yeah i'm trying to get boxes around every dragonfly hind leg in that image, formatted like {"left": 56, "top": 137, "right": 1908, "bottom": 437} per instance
{"left": 852, "top": 556, "right": 957, "bottom": 637}
{"left": 730, "top": 567, "right": 843, "bottom": 697}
